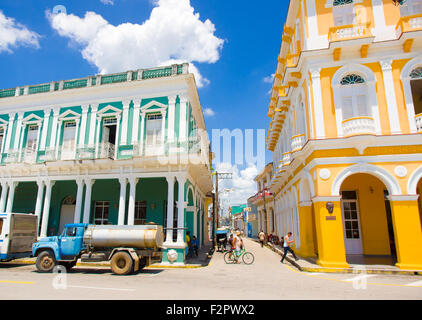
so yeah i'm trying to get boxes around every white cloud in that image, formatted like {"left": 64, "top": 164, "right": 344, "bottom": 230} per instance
{"left": 100, "top": 0, "right": 114, "bottom": 5}
{"left": 203, "top": 108, "right": 215, "bottom": 117}
{"left": 0, "top": 11, "right": 40, "bottom": 53}
{"left": 47, "top": 0, "right": 224, "bottom": 87}
{"left": 263, "top": 74, "right": 274, "bottom": 83}
{"left": 215, "top": 163, "right": 258, "bottom": 207}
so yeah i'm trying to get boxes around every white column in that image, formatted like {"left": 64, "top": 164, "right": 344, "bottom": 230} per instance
{"left": 55, "top": 120, "right": 63, "bottom": 159}
{"left": 179, "top": 94, "right": 188, "bottom": 144}
{"left": 88, "top": 104, "right": 98, "bottom": 147}
{"left": 95, "top": 116, "right": 102, "bottom": 158}
{"left": 17, "top": 122, "right": 25, "bottom": 162}
{"left": 127, "top": 177, "right": 138, "bottom": 226}
{"left": 78, "top": 105, "right": 89, "bottom": 146}
{"left": 310, "top": 68, "right": 325, "bottom": 139}
{"left": 73, "top": 179, "right": 84, "bottom": 223}
{"left": 168, "top": 95, "right": 177, "bottom": 143}
{"left": 34, "top": 181, "right": 45, "bottom": 226}
{"left": 161, "top": 110, "right": 167, "bottom": 147}
{"left": 83, "top": 179, "right": 94, "bottom": 224}
{"left": 121, "top": 100, "right": 130, "bottom": 145}
{"left": 165, "top": 176, "right": 175, "bottom": 243}
{"left": 0, "top": 182, "right": 9, "bottom": 213}
{"left": 380, "top": 59, "right": 401, "bottom": 135}
{"left": 194, "top": 208, "right": 198, "bottom": 237}
{"left": 139, "top": 112, "right": 146, "bottom": 156}
{"left": 73, "top": 118, "right": 80, "bottom": 159}
{"left": 114, "top": 115, "right": 121, "bottom": 159}
{"left": 5, "top": 181, "right": 17, "bottom": 213}
{"left": 118, "top": 177, "right": 127, "bottom": 225}
{"left": 176, "top": 175, "right": 186, "bottom": 243}
{"left": 4, "top": 112, "right": 16, "bottom": 153}
{"left": 40, "top": 180, "right": 55, "bottom": 237}
{"left": 131, "top": 100, "right": 141, "bottom": 145}
{"left": 40, "top": 108, "right": 51, "bottom": 150}
{"left": 13, "top": 112, "right": 24, "bottom": 150}
{"left": 49, "top": 108, "right": 60, "bottom": 151}
{"left": 199, "top": 209, "right": 203, "bottom": 246}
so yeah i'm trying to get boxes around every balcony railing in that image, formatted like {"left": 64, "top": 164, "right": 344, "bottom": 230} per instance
{"left": 282, "top": 152, "right": 292, "bottom": 167}
{"left": 416, "top": 113, "right": 422, "bottom": 133}
{"left": 0, "top": 63, "right": 189, "bottom": 99}
{"left": 2, "top": 137, "right": 210, "bottom": 165}
{"left": 291, "top": 134, "right": 305, "bottom": 152}
{"left": 342, "top": 116, "right": 376, "bottom": 137}
{"left": 329, "top": 23, "right": 372, "bottom": 42}
{"left": 396, "top": 14, "right": 422, "bottom": 37}
{"left": 99, "top": 142, "right": 116, "bottom": 160}
{"left": 22, "top": 148, "right": 37, "bottom": 163}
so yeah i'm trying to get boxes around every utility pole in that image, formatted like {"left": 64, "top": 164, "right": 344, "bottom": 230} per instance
{"left": 215, "top": 172, "right": 232, "bottom": 229}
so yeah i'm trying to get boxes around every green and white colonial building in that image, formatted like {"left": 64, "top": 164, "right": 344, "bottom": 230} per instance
{"left": 0, "top": 63, "right": 213, "bottom": 264}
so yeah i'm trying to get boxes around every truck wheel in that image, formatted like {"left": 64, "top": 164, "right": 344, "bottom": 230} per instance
{"left": 111, "top": 252, "right": 133, "bottom": 275}
{"left": 36, "top": 251, "right": 57, "bottom": 273}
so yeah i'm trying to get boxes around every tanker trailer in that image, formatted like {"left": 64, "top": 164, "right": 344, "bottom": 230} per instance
{"left": 32, "top": 223, "right": 164, "bottom": 275}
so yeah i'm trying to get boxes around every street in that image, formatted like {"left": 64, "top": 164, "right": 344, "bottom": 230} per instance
{"left": 0, "top": 238, "right": 421, "bottom": 300}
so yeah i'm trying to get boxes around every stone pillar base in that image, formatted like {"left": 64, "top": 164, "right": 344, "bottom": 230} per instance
{"left": 162, "top": 242, "right": 187, "bottom": 264}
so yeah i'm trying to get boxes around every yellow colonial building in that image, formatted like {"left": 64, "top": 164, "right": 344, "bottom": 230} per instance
{"left": 267, "top": 0, "right": 422, "bottom": 270}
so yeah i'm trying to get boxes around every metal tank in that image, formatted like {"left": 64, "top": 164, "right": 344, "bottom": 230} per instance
{"left": 83, "top": 225, "right": 164, "bottom": 249}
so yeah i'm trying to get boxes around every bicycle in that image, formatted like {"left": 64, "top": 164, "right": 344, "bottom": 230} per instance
{"left": 224, "top": 248, "right": 255, "bottom": 265}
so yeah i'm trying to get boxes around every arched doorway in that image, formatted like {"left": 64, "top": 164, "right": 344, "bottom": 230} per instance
{"left": 58, "top": 195, "right": 77, "bottom": 235}
{"left": 340, "top": 173, "right": 397, "bottom": 264}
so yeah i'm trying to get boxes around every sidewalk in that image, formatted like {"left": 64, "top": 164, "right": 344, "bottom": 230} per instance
{"left": 3, "top": 244, "right": 214, "bottom": 270}
{"left": 252, "top": 239, "right": 422, "bottom": 276}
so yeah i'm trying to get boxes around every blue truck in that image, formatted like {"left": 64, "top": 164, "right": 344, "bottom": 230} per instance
{"left": 32, "top": 223, "right": 164, "bottom": 275}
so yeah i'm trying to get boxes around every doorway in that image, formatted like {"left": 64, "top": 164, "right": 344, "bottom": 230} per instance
{"left": 101, "top": 118, "right": 117, "bottom": 159}
{"left": 341, "top": 191, "right": 363, "bottom": 255}
{"left": 59, "top": 195, "right": 77, "bottom": 235}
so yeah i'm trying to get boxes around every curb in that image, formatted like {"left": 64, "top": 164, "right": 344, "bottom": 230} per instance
{"left": 3, "top": 259, "right": 208, "bottom": 270}
{"left": 253, "top": 239, "right": 422, "bottom": 276}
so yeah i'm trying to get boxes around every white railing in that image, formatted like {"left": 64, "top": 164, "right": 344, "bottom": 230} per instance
{"left": 291, "top": 134, "right": 305, "bottom": 152}
{"left": 99, "top": 142, "right": 115, "bottom": 159}
{"left": 22, "top": 148, "right": 37, "bottom": 163}
{"left": 282, "top": 152, "right": 292, "bottom": 166}
{"left": 410, "top": 16, "right": 422, "bottom": 29}
{"left": 5, "top": 150, "right": 19, "bottom": 163}
{"left": 336, "top": 25, "right": 366, "bottom": 39}
{"left": 416, "top": 113, "right": 422, "bottom": 133}
{"left": 60, "top": 147, "right": 75, "bottom": 160}
{"left": 342, "top": 116, "right": 376, "bottom": 136}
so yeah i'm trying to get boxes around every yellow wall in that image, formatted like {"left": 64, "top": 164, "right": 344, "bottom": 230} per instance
{"left": 340, "top": 173, "right": 391, "bottom": 255}
{"left": 383, "top": 0, "right": 401, "bottom": 27}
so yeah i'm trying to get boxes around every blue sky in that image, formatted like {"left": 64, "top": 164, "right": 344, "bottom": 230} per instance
{"left": 0, "top": 0, "right": 288, "bottom": 205}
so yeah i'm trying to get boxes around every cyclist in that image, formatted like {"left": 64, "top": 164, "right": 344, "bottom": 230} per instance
{"left": 233, "top": 231, "right": 243, "bottom": 264}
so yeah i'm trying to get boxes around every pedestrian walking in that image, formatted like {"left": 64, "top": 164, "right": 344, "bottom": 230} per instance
{"left": 280, "top": 232, "right": 299, "bottom": 263}
{"left": 191, "top": 236, "right": 199, "bottom": 256}
{"left": 258, "top": 230, "right": 265, "bottom": 248}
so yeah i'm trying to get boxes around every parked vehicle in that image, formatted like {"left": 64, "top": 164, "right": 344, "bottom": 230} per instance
{"left": 216, "top": 228, "right": 229, "bottom": 252}
{"left": 32, "top": 224, "right": 164, "bottom": 275}
{"left": 0, "top": 213, "right": 38, "bottom": 262}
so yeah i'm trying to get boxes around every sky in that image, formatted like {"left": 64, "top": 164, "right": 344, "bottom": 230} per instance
{"left": 0, "top": 0, "right": 289, "bottom": 208}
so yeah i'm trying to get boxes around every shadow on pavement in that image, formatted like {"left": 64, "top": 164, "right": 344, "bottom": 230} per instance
{"left": 185, "top": 243, "right": 213, "bottom": 266}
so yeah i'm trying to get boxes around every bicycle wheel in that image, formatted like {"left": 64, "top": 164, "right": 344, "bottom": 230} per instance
{"left": 242, "top": 252, "right": 255, "bottom": 265}
{"left": 224, "top": 251, "right": 236, "bottom": 264}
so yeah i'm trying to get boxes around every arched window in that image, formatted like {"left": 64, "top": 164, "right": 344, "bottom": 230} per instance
{"left": 410, "top": 67, "right": 422, "bottom": 79}
{"left": 339, "top": 74, "right": 370, "bottom": 120}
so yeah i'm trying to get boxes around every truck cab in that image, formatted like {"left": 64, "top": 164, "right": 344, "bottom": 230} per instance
{"left": 32, "top": 223, "right": 88, "bottom": 272}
